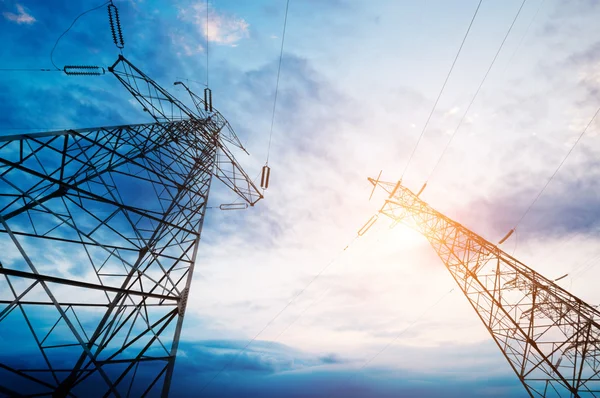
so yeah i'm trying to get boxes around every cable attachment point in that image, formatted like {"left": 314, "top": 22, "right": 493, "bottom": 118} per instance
{"left": 108, "top": 3, "right": 125, "bottom": 49}
{"left": 260, "top": 165, "right": 271, "bottom": 190}
{"left": 63, "top": 65, "right": 106, "bottom": 76}
{"left": 204, "top": 88, "right": 213, "bottom": 113}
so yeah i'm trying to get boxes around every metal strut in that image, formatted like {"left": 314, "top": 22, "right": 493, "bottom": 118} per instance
{"left": 0, "top": 56, "right": 263, "bottom": 397}
{"left": 367, "top": 178, "right": 600, "bottom": 397}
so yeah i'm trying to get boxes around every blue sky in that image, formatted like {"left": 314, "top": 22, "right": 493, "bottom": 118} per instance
{"left": 1, "top": 0, "right": 600, "bottom": 396}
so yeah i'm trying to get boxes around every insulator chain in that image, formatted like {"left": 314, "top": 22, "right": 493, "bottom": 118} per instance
{"left": 63, "top": 65, "right": 106, "bottom": 76}
{"left": 260, "top": 165, "right": 271, "bottom": 190}
{"left": 204, "top": 88, "right": 213, "bottom": 113}
{"left": 219, "top": 203, "right": 248, "bottom": 211}
{"left": 108, "top": 3, "right": 125, "bottom": 49}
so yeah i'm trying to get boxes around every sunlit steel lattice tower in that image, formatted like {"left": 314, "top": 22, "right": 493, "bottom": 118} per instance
{"left": 0, "top": 55, "right": 262, "bottom": 397}
{"left": 368, "top": 178, "right": 600, "bottom": 397}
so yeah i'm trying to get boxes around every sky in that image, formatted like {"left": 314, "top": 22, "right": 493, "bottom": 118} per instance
{"left": 1, "top": 0, "right": 600, "bottom": 396}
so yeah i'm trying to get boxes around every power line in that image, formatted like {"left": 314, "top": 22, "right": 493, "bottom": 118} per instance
{"left": 264, "top": 227, "right": 393, "bottom": 341}
{"left": 174, "top": 76, "right": 207, "bottom": 87}
{"left": 206, "top": 0, "right": 210, "bottom": 87}
{"left": 570, "top": 250, "right": 600, "bottom": 281}
{"left": 352, "top": 288, "right": 454, "bottom": 375}
{"left": 224, "top": 226, "right": 395, "bottom": 393}
{"left": 50, "top": 1, "right": 110, "bottom": 70}
{"left": 265, "top": 0, "right": 291, "bottom": 165}
{"left": 0, "top": 126, "right": 75, "bottom": 132}
{"left": 224, "top": 287, "right": 332, "bottom": 393}
{"left": 0, "top": 68, "right": 61, "bottom": 73}
{"left": 512, "top": 105, "right": 600, "bottom": 230}
{"left": 549, "top": 245, "right": 600, "bottom": 290}
{"left": 271, "top": 288, "right": 331, "bottom": 342}
{"left": 427, "top": 0, "right": 528, "bottom": 182}
{"left": 502, "top": 0, "right": 546, "bottom": 76}
{"left": 401, "top": 0, "right": 483, "bottom": 179}
{"left": 199, "top": 234, "right": 357, "bottom": 394}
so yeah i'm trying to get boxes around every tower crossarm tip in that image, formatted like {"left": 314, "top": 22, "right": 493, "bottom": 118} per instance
{"left": 368, "top": 177, "right": 401, "bottom": 197}
{"left": 213, "top": 141, "right": 263, "bottom": 206}
{"left": 109, "top": 55, "right": 197, "bottom": 123}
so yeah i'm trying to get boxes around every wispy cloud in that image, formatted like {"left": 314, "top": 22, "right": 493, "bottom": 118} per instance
{"left": 170, "top": 32, "right": 205, "bottom": 56}
{"left": 3, "top": 4, "right": 35, "bottom": 24}
{"left": 444, "top": 106, "right": 460, "bottom": 117}
{"left": 182, "top": 1, "right": 249, "bottom": 46}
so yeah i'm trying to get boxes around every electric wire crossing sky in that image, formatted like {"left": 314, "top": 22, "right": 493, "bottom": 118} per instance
{"left": 366, "top": 177, "right": 600, "bottom": 397}
{"left": 1, "top": 0, "right": 600, "bottom": 397}
{"left": 0, "top": 55, "right": 262, "bottom": 396}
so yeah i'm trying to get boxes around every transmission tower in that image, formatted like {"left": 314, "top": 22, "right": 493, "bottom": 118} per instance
{"left": 368, "top": 178, "right": 600, "bottom": 397}
{"left": 0, "top": 55, "right": 262, "bottom": 397}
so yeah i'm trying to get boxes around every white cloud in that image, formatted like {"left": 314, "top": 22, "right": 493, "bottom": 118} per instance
{"left": 169, "top": 32, "right": 204, "bottom": 56}
{"left": 579, "top": 61, "right": 600, "bottom": 89}
{"left": 182, "top": 2, "right": 249, "bottom": 46}
{"left": 444, "top": 106, "right": 459, "bottom": 117}
{"left": 3, "top": 4, "right": 35, "bottom": 24}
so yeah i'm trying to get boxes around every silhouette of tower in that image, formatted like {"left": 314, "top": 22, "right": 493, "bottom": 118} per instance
{"left": 0, "top": 55, "right": 262, "bottom": 396}
{"left": 369, "top": 178, "right": 600, "bottom": 397}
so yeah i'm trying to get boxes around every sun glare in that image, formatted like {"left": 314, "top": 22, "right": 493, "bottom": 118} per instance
{"left": 387, "top": 221, "right": 425, "bottom": 249}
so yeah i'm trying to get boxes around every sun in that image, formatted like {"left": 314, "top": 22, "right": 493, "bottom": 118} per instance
{"left": 387, "top": 220, "right": 425, "bottom": 248}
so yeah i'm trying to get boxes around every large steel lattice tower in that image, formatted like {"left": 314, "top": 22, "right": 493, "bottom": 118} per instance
{"left": 0, "top": 56, "right": 262, "bottom": 397}
{"left": 369, "top": 178, "right": 600, "bottom": 397}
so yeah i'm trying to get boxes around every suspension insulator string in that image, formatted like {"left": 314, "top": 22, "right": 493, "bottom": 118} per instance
{"left": 203, "top": 88, "right": 214, "bottom": 113}
{"left": 219, "top": 203, "right": 248, "bottom": 211}
{"left": 498, "top": 228, "right": 515, "bottom": 245}
{"left": 358, "top": 214, "right": 378, "bottom": 237}
{"left": 416, "top": 182, "right": 427, "bottom": 197}
{"left": 108, "top": 2, "right": 125, "bottom": 49}
{"left": 260, "top": 165, "right": 271, "bottom": 190}
{"left": 63, "top": 65, "right": 106, "bottom": 76}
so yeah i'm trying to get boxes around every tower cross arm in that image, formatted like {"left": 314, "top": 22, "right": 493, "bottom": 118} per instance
{"left": 109, "top": 56, "right": 263, "bottom": 206}
{"left": 371, "top": 179, "right": 600, "bottom": 397}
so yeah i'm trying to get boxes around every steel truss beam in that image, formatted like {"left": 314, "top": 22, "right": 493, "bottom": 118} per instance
{"left": 371, "top": 179, "right": 600, "bottom": 397}
{"left": 0, "top": 56, "right": 262, "bottom": 397}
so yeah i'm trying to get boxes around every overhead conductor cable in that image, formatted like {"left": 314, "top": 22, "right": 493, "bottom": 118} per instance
{"left": 261, "top": 0, "right": 291, "bottom": 190}
{"left": 50, "top": 0, "right": 111, "bottom": 70}
{"left": 204, "top": 0, "right": 213, "bottom": 113}
{"left": 510, "top": 105, "right": 600, "bottom": 232}
{"left": 427, "top": 0, "right": 528, "bottom": 183}
{"left": 400, "top": 0, "right": 483, "bottom": 180}
{"left": 0, "top": 68, "right": 61, "bottom": 73}
{"left": 199, "top": 235, "right": 358, "bottom": 394}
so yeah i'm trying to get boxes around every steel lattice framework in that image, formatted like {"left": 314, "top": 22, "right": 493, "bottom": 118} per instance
{"left": 0, "top": 56, "right": 262, "bottom": 397}
{"left": 370, "top": 178, "right": 600, "bottom": 397}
